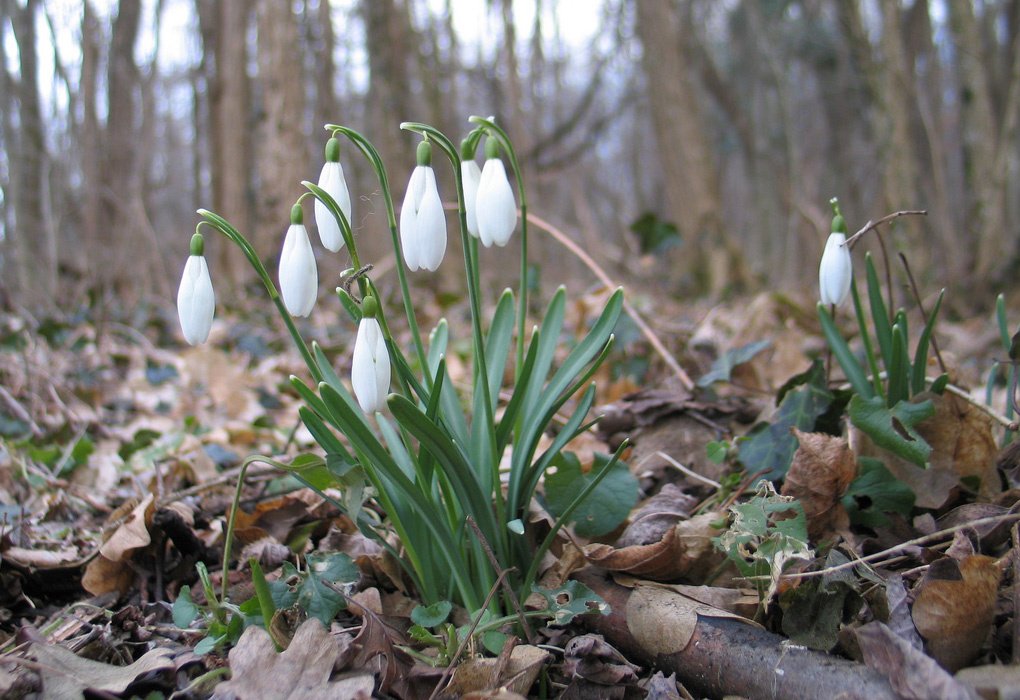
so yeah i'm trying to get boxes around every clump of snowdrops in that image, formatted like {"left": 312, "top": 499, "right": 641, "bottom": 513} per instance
{"left": 176, "top": 117, "right": 630, "bottom": 635}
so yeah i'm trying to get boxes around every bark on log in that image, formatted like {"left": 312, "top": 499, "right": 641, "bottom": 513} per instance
{"left": 575, "top": 567, "right": 898, "bottom": 700}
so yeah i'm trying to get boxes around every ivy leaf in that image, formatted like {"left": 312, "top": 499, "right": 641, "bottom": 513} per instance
{"left": 737, "top": 373, "right": 833, "bottom": 480}
{"left": 532, "top": 580, "right": 610, "bottom": 625}
{"left": 697, "top": 339, "right": 772, "bottom": 387}
{"left": 848, "top": 395, "right": 934, "bottom": 467}
{"left": 295, "top": 552, "right": 359, "bottom": 626}
{"left": 544, "top": 452, "right": 638, "bottom": 537}
{"left": 842, "top": 457, "right": 915, "bottom": 527}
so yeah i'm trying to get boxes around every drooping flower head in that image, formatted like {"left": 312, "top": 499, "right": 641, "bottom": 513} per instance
{"left": 177, "top": 232, "right": 215, "bottom": 345}
{"left": 279, "top": 203, "right": 318, "bottom": 317}
{"left": 399, "top": 140, "right": 447, "bottom": 271}
{"left": 819, "top": 204, "right": 852, "bottom": 306}
{"left": 314, "top": 137, "right": 352, "bottom": 253}
{"left": 460, "top": 138, "right": 482, "bottom": 238}
{"left": 475, "top": 137, "right": 517, "bottom": 248}
{"left": 351, "top": 294, "right": 390, "bottom": 414}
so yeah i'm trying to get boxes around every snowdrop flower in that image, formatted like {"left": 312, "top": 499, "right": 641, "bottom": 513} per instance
{"left": 462, "top": 158, "right": 482, "bottom": 238}
{"left": 819, "top": 210, "right": 852, "bottom": 306}
{"left": 314, "top": 137, "right": 352, "bottom": 252}
{"left": 279, "top": 204, "right": 318, "bottom": 317}
{"left": 351, "top": 295, "right": 390, "bottom": 414}
{"left": 399, "top": 140, "right": 446, "bottom": 271}
{"left": 177, "top": 233, "right": 215, "bottom": 345}
{"left": 475, "top": 138, "right": 517, "bottom": 247}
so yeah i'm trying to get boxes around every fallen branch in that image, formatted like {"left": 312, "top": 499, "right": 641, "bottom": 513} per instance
{"left": 575, "top": 567, "right": 898, "bottom": 700}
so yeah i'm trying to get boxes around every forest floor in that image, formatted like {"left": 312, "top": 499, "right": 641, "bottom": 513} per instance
{"left": 1, "top": 283, "right": 1019, "bottom": 699}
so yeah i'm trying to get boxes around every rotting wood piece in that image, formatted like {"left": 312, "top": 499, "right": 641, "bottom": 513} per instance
{"left": 574, "top": 567, "right": 898, "bottom": 700}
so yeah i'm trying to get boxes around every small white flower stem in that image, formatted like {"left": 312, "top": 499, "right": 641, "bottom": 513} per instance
{"left": 324, "top": 124, "right": 429, "bottom": 384}
{"left": 195, "top": 211, "right": 321, "bottom": 384}
{"left": 470, "top": 116, "right": 529, "bottom": 377}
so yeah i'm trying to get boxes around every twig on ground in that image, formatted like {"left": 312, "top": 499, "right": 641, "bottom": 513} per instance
{"left": 428, "top": 568, "right": 513, "bottom": 700}
{"left": 774, "top": 512, "right": 1020, "bottom": 582}
{"left": 465, "top": 516, "right": 534, "bottom": 645}
{"left": 844, "top": 210, "right": 927, "bottom": 248}
{"left": 526, "top": 212, "right": 696, "bottom": 392}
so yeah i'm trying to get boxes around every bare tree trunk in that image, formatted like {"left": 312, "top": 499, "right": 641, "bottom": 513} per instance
{"left": 634, "top": 0, "right": 723, "bottom": 294}
{"left": 196, "top": 0, "right": 252, "bottom": 285}
{"left": 79, "top": 1, "right": 101, "bottom": 289}
{"left": 877, "top": 2, "right": 924, "bottom": 261}
{"left": 99, "top": 0, "right": 143, "bottom": 300}
{"left": 948, "top": 1, "right": 1012, "bottom": 290}
{"left": 6, "top": 0, "right": 56, "bottom": 311}
{"left": 310, "top": 0, "right": 338, "bottom": 129}
{"left": 255, "top": 0, "right": 308, "bottom": 255}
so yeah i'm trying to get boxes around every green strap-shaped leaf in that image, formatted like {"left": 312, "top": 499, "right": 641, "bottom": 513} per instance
{"left": 865, "top": 253, "right": 894, "bottom": 371}
{"left": 888, "top": 321, "right": 908, "bottom": 406}
{"left": 817, "top": 303, "right": 874, "bottom": 399}
{"left": 911, "top": 289, "right": 944, "bottom": 395}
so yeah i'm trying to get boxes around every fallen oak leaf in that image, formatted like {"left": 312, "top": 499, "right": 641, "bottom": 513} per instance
{"left": 854, "top": 621, "right": 973, "bottom": 700}
{"left": 213, "top": 619, "right": 373, "bottom": 700}
{"left": 29, "top": 642, "right": 173, "bottom": 700}
{"left": 81, "top": 493, "right": 155, "bottom": 596}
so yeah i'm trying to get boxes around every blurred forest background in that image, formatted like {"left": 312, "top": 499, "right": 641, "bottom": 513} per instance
{"left": 1, "top": 0, "right": 1019, "bottom": 315}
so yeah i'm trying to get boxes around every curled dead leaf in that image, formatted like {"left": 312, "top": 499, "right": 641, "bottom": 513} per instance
{"left": 782, "top": 429, "right": 856, "bottom": 540}
{"left": 583, "top": 512, "right": 726, "bottom": 582}
{"left": 911, "top": 554, "right": 1002, "bottom": 672}
{"left": 82, "top": 493, "right": 155, "bottom": 596}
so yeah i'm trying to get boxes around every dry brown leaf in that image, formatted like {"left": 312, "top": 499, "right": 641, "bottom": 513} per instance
{"left": 214, "top": 619, "right": 371, "bottom": 700}
{"left": 99, "top": 493, "right": 154, "bottom": 561}
{"left": 445, "top": 645, "right": 550, "bottom": 697}
{"left": 781, "top": 429, "right": 856, "bottom": 540}
{"left": 921, "top": 392, "right": 999, "bottom": 498}
{"left": 955, "top": 664, "right": 1020, "bottom": 699}
{"left": 625, "top": 584, "right": 759, "bottom": 656}
{"left": 1, "top": 546, "right": 81, "bottom": 569}
{"left": 911, "top": 554, "right": 1002, "bottom": 672}
{"left": 583, "top": 512, "right": 726, "bottom": 582}
{"left": 30, "top": 642, "right": 173, "bottom": 700}
{"left": 855, "top": 621, "right": 973, "bottom": 700}
{"left": 613, "top": 577, "right": 760, "bottom": 619}
{"left": 82, "top": 493, "right": 155, "bottom": 596}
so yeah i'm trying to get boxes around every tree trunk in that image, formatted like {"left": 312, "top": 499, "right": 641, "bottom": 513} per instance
{"left": 634, "top": 0, "right": 723, "bottom": 294}
{"left": 99, "top": 0, "right": 143, "bottom": 299}
{"left": 199, "top": 0, "right": 253, "bottom": 285}
{"left": 255, "top": 0, "right": 308, "bottom": 254}
{"left": 948, "top": 1, "right": 1010, "bottom": 291}
{"left": 6, "top": 0, "right": 57, "bottom": 310}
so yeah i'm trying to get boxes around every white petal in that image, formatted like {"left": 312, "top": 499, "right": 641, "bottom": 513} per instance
{"left": 416, "top": 169, "right": 447, "bottom": 271}
{"left": 399, "top": 167, "right": 428, "bottom": 271}
{"left": 476, "top": 159, "right": 517, "bottom": 247}
{"left": 279, "top": 224, "right": 318, "bottom": 317}
{"left": 461, "top": 160, "right": 482, "bottom": 238}
{"left": 352, "top": 318, "right": 389, "bottom": 414}
{"left": 819, "top": 233, "right": 852, "bottom": 306}
{"left": 314, "top": 161, "right": 352, "bottom": 252}
{"left": 177, "top": 255, "right": 215, "bottom": 345}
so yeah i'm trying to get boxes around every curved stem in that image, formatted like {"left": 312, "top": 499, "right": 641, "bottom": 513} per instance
{"left": 196, "top": 210, "right": 321, "bottom": 384}
{"left": 221, "top": 454, "right": 292, "bottom": 601}
{"left": 325, "top": 125, "right": 428, "bottom": 380}
{"left": 469, "top": 116, "right": 529, "bottom": 377}
{"left": 401, "top": 121, "right": 497, "bottom": 461}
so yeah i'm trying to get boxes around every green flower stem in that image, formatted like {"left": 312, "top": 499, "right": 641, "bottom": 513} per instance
{"left": 196, "top": 210, "right": 321, "bottom": 385}
{"left": 469, "top": 116, "right": 529, "bottom": 377}
{"left": 221, "top": 455, "right": 292, "bottom": 601}
{"left": 400, "top": 121, "right": 498, "bottom": 471}
{"left": 325, "top": 124, "right": 428, "bottom": 383}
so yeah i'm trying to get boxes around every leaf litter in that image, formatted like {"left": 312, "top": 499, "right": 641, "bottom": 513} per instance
{"left": 2, "top": 290, "right": 1020, "bottom": 698}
